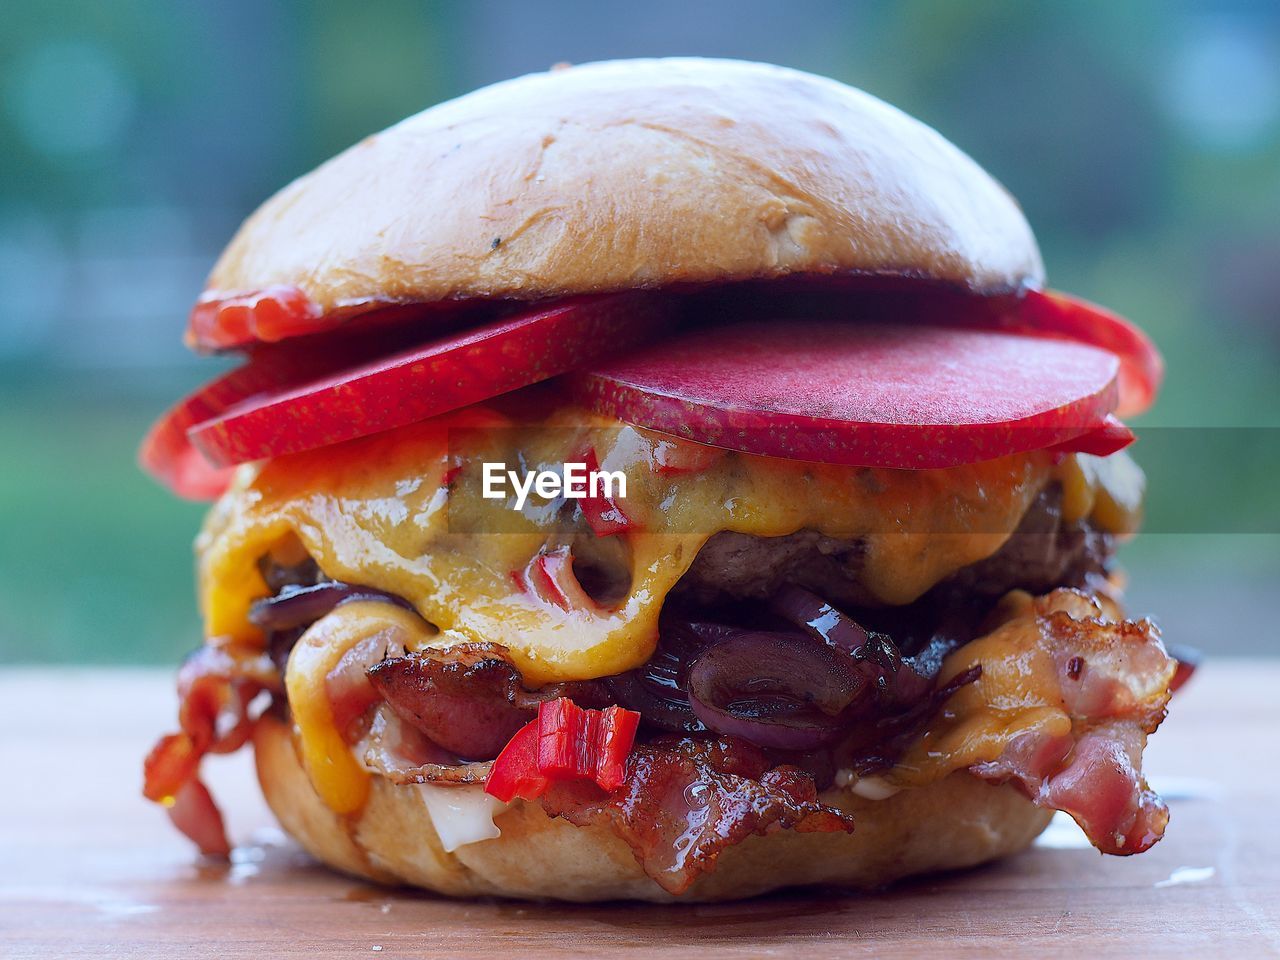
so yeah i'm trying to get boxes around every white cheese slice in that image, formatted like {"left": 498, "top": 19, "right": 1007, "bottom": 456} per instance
{"left": 834, "top": 770, "right": 902, "bottom": 800}
{"left": 416, "top": 784, "right": 507, "bottom": 852}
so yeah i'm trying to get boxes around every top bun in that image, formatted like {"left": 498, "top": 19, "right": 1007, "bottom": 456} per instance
{"left": 205, "top": 58, "right": 1043, "bottom": 327}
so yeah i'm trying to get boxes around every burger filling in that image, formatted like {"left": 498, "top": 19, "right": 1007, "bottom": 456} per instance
{"left": 146, "top": 410, "right": 1178, "bottom": 893}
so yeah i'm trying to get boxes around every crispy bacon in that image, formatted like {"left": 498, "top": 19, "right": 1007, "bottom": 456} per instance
{"left": 143, "top": 732, "right": 201, "bottom": 804}
{"left": 359, "top": 703, "right": 492, "bottom": 785}
{"left": 1048, "top": 612, "right": 1174, "bottom": 724}
{"left": 1042, "top": 722, "right": 1168, "bottom": 854}
{"left": 969, "top": 590, "right": 1175, "bottom": 855}
{"left": 166, "top": 779, "right": 231, "bottom": 858}
{"left": 540, "top": 736, "right": 855, "bottom": 895}
{"left": 143, "top": 644, "right": 278, "bottom": 855}
{"left": 149, "top": 570, "right": 1181, "bottom": 875}
{"left": 366, "top": 644, "right": 608, "bottom": 760}
{"left": 177, "top": 644, "right": 279, "bottom": 752}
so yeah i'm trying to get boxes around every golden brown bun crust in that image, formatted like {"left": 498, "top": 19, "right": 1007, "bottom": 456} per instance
{"left": 209, "top": 58, "right": 1043, "bottom": 322}
{"left": 254, "top": 715, "right": 1051, "bottom": 902}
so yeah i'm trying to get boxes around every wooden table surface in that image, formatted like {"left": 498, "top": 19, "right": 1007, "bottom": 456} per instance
{"left": 2, "top": 663, "right": 1277, "bottom": 959}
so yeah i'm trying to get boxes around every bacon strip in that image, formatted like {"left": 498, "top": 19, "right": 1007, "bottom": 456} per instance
{"left": 366, "top": 644, "right": 608, "bottom": 760}
{"left": 1041, "top": 722, "right": 1168, "bottom": 854}
{"left": 359, "top": 704, "right": 492, "bottom": 785}
{"left": 143, "top": 644, "right": 278, "bottom": 855}
{"left": 166, "top": 779, "right": 231, "bottom": 858}
{"left": 540, "top": 737, "right": 854, "bottom": 894}
{"left": 967, "top": 590, "right": 1175, "bottom": 855}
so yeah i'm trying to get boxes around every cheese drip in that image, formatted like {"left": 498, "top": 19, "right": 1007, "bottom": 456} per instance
{"left": 198, "top": 405, "right": 1134, "bottom": 685}
{"left": 285, "top": 601, "right": 433, "bottom": 812}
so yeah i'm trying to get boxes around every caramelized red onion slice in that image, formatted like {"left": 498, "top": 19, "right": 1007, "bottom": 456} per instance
{"left": 612, "top": 599, "right": 942, "bottom": 746}
{"left": 771, "top": 584, "right": 870, "bottom": 652}
{"left": 772, "top": 585, "right": 931, "bottom": 705}
{"left": 604, "top": 618, "right": 743, "bottom": 732}
{"left": 248, "top": 580, "right": 413, "bottom": 633}
{"left": 605, "top": 669, "right": 704, "bottom": 733}
{"left": 685, "top": 631, "right": 863, "bottom": 750}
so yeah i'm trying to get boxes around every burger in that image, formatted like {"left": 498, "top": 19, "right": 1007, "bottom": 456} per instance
{"left": 141, "top": 58, "right": 1189, "bottom": 902}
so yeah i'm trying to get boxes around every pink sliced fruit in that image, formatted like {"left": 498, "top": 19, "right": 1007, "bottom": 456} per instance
{"left": 572, "top": 321, "right": 1125, "bottom": 469}
{"left": 191, "top": 292, "right": 672, "bottom": 468}
{"left": 1016, "top": 291, "right": 1162, "bottom": 418}
{"left": 139, "top": 346, "right": 333, "bottom": 500}
{"left": 142, "top": 293, "right": 672, "bottom": 497}
{"left": 1049, "top": 414, "right": 1134, "bottom": 458}
{"left": 575, "top": 447, "right": 638, "bottom": 537}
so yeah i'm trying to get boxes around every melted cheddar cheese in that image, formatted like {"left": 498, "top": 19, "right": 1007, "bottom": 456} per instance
{"left": 887, "top": 594, "right": 1074, "bottom": 787}
{"left": 193, "top": 405, "right": 1116, "bottom": 685}
{"left": 284, "top": 601, "right": 435, "bottom": 812}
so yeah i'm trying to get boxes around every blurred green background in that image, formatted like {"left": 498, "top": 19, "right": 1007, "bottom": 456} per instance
{"left": 1, "top": 0, "right": 1276, "bottom": 663}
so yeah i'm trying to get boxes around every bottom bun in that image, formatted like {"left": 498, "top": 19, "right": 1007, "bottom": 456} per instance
{"left": 254, "top": 715, "right": 1051, "bottom": 902}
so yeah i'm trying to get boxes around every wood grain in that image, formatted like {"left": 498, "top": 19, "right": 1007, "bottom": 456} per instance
{"left": 1, "top": 663, "right": 1277, "bottom": 959}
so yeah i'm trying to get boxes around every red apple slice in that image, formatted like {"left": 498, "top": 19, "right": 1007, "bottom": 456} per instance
{"left": 139, "top": 349, "right": 323, "bottom": 500}
{"left": 191, "top": 292, "right": 673, "bottom": 468}
{"left": 572, "top": 321, "right": 1124, "bottom": 469}
{"left": 692, "top": 282, "right": 1162, "bottom": 417}
{"left": 141, "top": 293, "right": 672, "bottom": 497}
{"left": 1018, "top": 290, "right": 1162, "bottom": 418}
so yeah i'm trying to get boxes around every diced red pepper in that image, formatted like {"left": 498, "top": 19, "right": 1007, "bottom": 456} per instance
{"left": 484, "top": 698, "right": 641, "bottom": 803}
{"left": 537, "top": 698, "right": 602, "bottom": 780}
{"left": 512, "top": 547, "right": 603, "bottom": 613}
{"left": 483, "top": 719, "right": 548, "bottom": 803}
{"left": 595, "top": 705, "right": 641, "bottom": 791}
{"left": 511, "top": 550, "right": 572, "bottom": 610}
{"left": 575, "top": 447, "right": 637, "bottom": 537}
{"left": 528, "top": 549, "right": 573, "bottom": 610}
{"left": 650, "top": 437, "right": 726, "bottom": 475}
